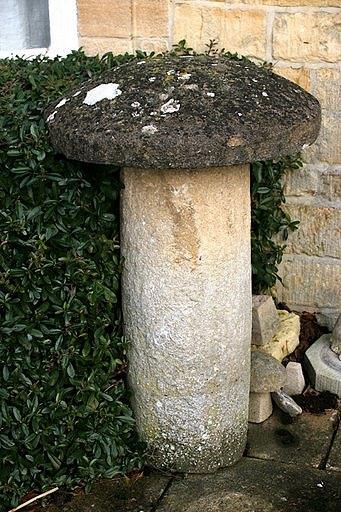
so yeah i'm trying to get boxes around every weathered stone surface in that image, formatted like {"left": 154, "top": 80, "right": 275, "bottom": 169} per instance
{"left": 122, "top": 165, "right": 251, "bottom": 472}
{"left": 250, "top": 351, "right": 286, "bottom": 393}
{"left": 304, "top": 114, "right": 341, "bottom": 165}
{"left": 273, "top": 13, "right": 341, "bottom": 63}
{"left": 277, "top": 256, "right": 341, "bottom": 313}
{"left": 272, "top": 390, "right": 303, "bottom": 417}
{"left": 247, "top": 408, "right": 336, "bottom": 468}
{"left": 281, "top": 204, "right": 341, "bottom": 259}
{"left": 327, "top": 425, "right": 341, "bottom": 472}
{"left": 46, "top": 55, "right": 321, "bottom": 169}
{"left": 157, "top": 458, "right": 341, "bottom": 512}
{"left": 313, "top": 68, "right": 341, "bottom": 112}
{"left": 78, "top": 0, "right": 132, "bottom": 38}
{"left": 249, "top": 392, "right": 273, "bottom": 423}
{"left": 252, "top": 295, "right": 279, "bottom": 345}
{"left": 304, "top": 334, "right": 341, "bottom": 397}
{"left": 284, "top": 165, "right": 341, "bottom": 202}
{"left": 133, "top": 0, "right": 169, "bottom": 38}
{"left": 331, "top": 314, "right": 341, "bottom": 358}
{"left": 253, "top": 310, "right": 300, "bottom": 362}
{"left": 283, "top": 362, "right": 305, "bottom": 396}
{"left": 79, "top": 36, "right": 133, "bottom": 56}
{"left": 47, "top": 473, "right": 169, "bottom": 512}
{"left": 174, "top": 4, "right": 267, "bottom": 58}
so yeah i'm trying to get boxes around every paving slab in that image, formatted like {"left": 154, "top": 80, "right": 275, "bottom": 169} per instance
{"left": 327, "top": 425, "right": 341, "bottom": 472}
{"left": 47, "top": 474, "right": 170, "bottom": 512}
{"left": 246, "top": 409, "right": 335, "bottom": 468}
{"left": 158, "top": 458, "right": 341, "bottom": 512}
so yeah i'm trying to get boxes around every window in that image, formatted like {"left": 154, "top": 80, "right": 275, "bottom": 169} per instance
{"left": 0, "top": 0, "right": 78, "bottom": 58}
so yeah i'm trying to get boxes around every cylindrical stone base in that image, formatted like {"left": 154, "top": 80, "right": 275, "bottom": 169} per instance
{"left": 121, "top": 165, "right": 251, "bottom": 472}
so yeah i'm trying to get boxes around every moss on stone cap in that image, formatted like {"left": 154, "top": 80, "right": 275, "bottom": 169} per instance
{"left": 46, "top": 55, "right": 321, "bottom": 169}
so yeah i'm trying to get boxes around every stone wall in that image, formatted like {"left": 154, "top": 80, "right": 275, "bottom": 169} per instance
{"left": 76, "top": 0, "right": 341, "bottom": 328}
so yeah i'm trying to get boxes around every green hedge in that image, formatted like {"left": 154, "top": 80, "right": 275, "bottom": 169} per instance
{"left": 0, "top": 45, "right": 299, "bottom": 508}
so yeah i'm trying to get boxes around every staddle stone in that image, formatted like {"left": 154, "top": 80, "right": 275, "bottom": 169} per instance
{"left": 46, "top": 55, "right": 321, "bottom": 472}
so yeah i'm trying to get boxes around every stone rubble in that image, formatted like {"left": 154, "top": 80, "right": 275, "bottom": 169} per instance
{"left": 252, "top": 295, "right": 279, "bottom": 345}
{"left": 283, "top": 361, "right": 306, "bottom": 396}
{"left": 272, "top": 390, "right": 303, "bottom": 417}
{"left": 249, "top": 351, "right": 286, "bottom": 423}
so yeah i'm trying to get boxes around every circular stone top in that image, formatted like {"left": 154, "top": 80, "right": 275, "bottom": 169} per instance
{"left": 46, "top": 55, "right": 321, "bottom": 169}
{"left": 250, "top": 351, "right": 286, "bottom": 393}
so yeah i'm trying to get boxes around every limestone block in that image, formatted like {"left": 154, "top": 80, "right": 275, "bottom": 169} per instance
{"left": 304, "top": 334, "right": 341, "bottom": 397}
{"left": 252, "top": 310, "right": 300, "bottom": 362}
{"left": 283, "top": 362, "right": 306, "bottom": 396}
{"left": 320, "top": 168, "right": 341, "bottom": 202}
{"left": 313, "top": 68, "right": 341, "bottom": 112}
{"left": 133, "top": 0, "right": 169, "bottom": 38}
{"left": 283, "top": 165, "right": 320, "bottom": 199}
{"left": 79, "top": 37, "right": 133, "bottom": 56}
{"left": 249, "top": 392, "right": 273, "bottom": 424}
{"left": 273, "top": 13, "right": 341, "bottom": 63}
{"left": 278, "top": 256, "right": 341, "bottom": 311}
{"left": 274, "top": 67, "right": 311, "bottom": 92}
{"left": 241, "top": 0, "right": 340, "bottom": 5}
{"left": 331, "top": 314, "right": 341, "bottom": 358}
{"left": 304, "top": 114, "right": 341, "bottom": 165}
{"left": 282, "top": 204, "right": 341, "bottom": 259}
{"left": 252, "top": 295, "right": 279, "bottom": 345}
{"left": 173, "top": 4, "right": 267, "bottom": 58}
{"left": 133, "top": 38, "right": 169, "bottom": 54}
{"left": 78, "top": 0, "right": 132, "bottom": 38}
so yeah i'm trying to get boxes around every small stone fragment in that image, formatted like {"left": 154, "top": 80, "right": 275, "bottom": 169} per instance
{"left": 250, "top": 351, "right": 286, "bottom": 393}
{"left": 272, "top": 390, "right": 303, "bottom": 417}
{"left": 249, "top": 392, "right": 273, "bottom": 423}
{"left": 331, "top": 313, "right": 341, "bottom": 359}
{"left": 304, "top": 334, "right": 341, "bottom": 397}
{"left": 252, "top": 295, "right": 279, "bottom": 345}
{"left": 283, "top": 362, "right": 305, "bottom": 396}
{"left": 253, "top": 310, "right": 300, "bottom": 362}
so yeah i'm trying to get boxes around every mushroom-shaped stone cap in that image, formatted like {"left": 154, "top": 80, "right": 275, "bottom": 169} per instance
{"left": 46, "top": 55, "right": 321, "bottom": 169}
{"left": 251, "top": 351, "right": 286, "bottom": 393}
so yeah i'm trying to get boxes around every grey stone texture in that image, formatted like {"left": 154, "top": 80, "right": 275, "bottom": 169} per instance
{"left": 282, "top": 362, "right": 305, "bottom": 396}
{"left": 331, "top": 313, "right": 341, "bottom": 358}
{"left": 304, "top": 334, "right": 341, "bottom": 397}
{"left": 247, "top": 408, "right": 336, "bottom": 468}
{"left": 157, "top": 458, "right": 341, "bottom": 512}
{"left": 271, "top": 390, "right": 303, "bottom": 417}
{"left": 46, "top": 55, "right": 321, "bottom": 169}
{"left": 252, "top": 295, "right": 279, "bottom": 345}
{"left": 250, "top": 351, "right": 286, "bottom": 393}
{"left": 248, "top": 392, "right": 273, "bottom": 423}
{"left": 121, "top": 165, "right": 251, "bottom": 472}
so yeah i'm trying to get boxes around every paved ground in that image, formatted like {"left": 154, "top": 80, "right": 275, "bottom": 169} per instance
{"left": 48, "top": 409, "right": 341, "bottom": 512}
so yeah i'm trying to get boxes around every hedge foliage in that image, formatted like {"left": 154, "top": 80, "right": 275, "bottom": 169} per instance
{"left": 0, "top": 44, "right": 299, "bottom": 508}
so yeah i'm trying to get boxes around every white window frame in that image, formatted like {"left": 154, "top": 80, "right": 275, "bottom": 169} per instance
{"left": 0, "top": 0, "right": 78, "bottom": 59}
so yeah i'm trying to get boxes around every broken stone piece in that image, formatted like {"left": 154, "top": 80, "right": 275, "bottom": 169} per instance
{"left": 271, "top": 390, "right": 303, "bottom": 417}
{"left": 282, "top": 362, "right": 305, "bottom": 396}
{"left": 252, "top": 295, "right": 279, "bottom": 345}
{"left": 250, "top": 351, "right": 286, "bottom": 393}
{"left": 249, "top": 392, "right": 273, "bottom": 424}
{"left": 249, "top": 352, "right": 286, "bottom": 423}
{"left": 331, "top": 313, "right": 341, "bottom": 359}
{"left": 304, "top": 334, "right": 341, "bottom": 397}
{"left": 253, "top": 310, "right": 300, "bottom": 362}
